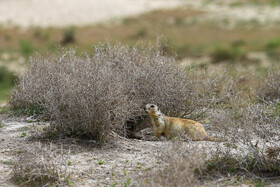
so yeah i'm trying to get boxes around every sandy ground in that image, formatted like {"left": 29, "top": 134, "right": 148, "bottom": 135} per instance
{"left": 0, "top": 116, "right": 160, "bottom": 186}
{"left": 0, "top": 114, "right": 225, "bottom": 187}
{"left": 0, "top": 0, "right": 280, "bottom": 28}
{"left": 2, "top": 114, "right": 278, "bottom": 186}
{"left": 0, "top": 0, "right": 184, "bottom": 28}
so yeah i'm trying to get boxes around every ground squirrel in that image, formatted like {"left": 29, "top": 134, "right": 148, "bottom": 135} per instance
{"left": 145, "top": 104, "right": 222, "bottom": 142}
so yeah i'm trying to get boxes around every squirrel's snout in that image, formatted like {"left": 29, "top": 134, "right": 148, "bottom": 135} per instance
{"left": 143, "top": 107, "right": 147, "bottom": 112}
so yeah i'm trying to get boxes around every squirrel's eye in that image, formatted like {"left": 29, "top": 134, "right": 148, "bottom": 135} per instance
{"left": 150, "top": 105, "right": 154, "bottom": 108}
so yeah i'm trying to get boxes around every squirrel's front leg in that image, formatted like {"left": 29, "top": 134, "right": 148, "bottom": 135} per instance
{"left": 154, "top": 131, "right": 162, "bottom": 138}
{"left": 154, "top": 125, "right": 165, "bottom": 138}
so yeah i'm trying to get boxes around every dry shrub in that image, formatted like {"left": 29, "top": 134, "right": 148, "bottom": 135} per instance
{"left": 10, "top": 42, "right": 216, "bottom": 143}
{"left": 258, "top": 66, "right": 280, "bottom": 102}
{"left": 13, "top": 143, "right": 72, "bottom": 186}
{"left": 201, "top": 66, "right": 280, "bottom": 181}
{"left": 137, "top": 142, "right": 205, "bottom": 187}
{"left": 208, "top": 95, "right": 280, "bottom": 179}
{"left": 206, "top": 66, "right": 256, "bottom": 107}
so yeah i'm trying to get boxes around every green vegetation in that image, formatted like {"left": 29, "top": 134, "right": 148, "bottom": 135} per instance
{"left": 61, "top": 26, "right": 76, "bottom": 44}
{"left": 270, "top": 0, "right": 280, "bottom": 6}
{"left": 211, "top": 45, "right": 246, "bottom": 63}
{"left": 0, "top": 123, "right": 5, "bottom": 128}
{"left": 123, "top": 179, "right": 131, "bottom": 187}
{"left": 20, "top": 132, "right": 27, "bottom": 138}
{"left": 240, "top": 0, "right": 280, "bottom": 6}
{"left": 0, "top": 66, "right": 17, "bottom": 102}
{"left": 275, "top": 102, "right": 280, "bottom": 116}
{"left": 265, "top": 37, "right": 280, "bottom": 58}
{"left": 19, "top": 40, "right": 34, "bottom": 56}
{"left": 0, "top": 160, "right": 14, "bottom": 165}
{"left": 266, "top": 37, "right": 280, "bottom": 49}
{"left": 11, "top": 104, "right": 45, "bottom": 116}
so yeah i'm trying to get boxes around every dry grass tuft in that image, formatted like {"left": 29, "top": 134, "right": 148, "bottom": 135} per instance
{"left": 208, "top": 94, "right": 280, "bottom": 179}
{"left": 258, "top": 66, "right": 280, "bottom": 102}
{"left": 137, "top": 143, "right": 205, "bottom": 187}
{"left": 266, "top": 146, "right": 280, "bottom": 160}
{"left": 13, "top": 143, "right": 72, "bottom": 186}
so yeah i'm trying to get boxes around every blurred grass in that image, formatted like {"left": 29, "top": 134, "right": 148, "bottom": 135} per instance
{"left": 1, "top": 8, "right": 280, "bottom": 59}
{"left": 19, "top": 40, "right": 34, "bottom": 56}
{"left": 0, "top": 88, "right": 11, "bottom": 103}
{"left": 234, "top": 0, "right": 280, "bottom": 6}
{"left": 0, "top": 66, "right": 17, "bottom": 102}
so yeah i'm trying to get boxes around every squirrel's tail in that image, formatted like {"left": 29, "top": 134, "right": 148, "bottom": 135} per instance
{"left": 206, "top": 136, "right": 224, "bottom": 142}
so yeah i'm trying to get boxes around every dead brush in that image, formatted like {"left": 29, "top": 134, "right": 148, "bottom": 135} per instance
{"left": 137, "top": 142, "right": 205, "bottom": 187}
{"left": 266, "top": 146, "right": 280, "bottom": 160}
{"left": 258, "top": 66, "right": 280, "bottom": 102}
{"left": 208, "top": 93, "right": 280, "bottom": 180}
{"left": 13, "top": 143, "right": 72, "bottom": 186}
{"left": 10, "top": 42, "right": 218, "bottom": 143}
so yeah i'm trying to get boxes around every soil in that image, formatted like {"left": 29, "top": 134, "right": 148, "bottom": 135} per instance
{"left": 0, "top": 114, "right": 222, "bottom": 186}
{"left": 1, "top": 113, "right": 280, "bottom": 187}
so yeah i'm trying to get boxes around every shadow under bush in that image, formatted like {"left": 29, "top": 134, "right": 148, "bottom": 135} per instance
{"left": 10, "top": 42, "right": 216, "bottom": 143}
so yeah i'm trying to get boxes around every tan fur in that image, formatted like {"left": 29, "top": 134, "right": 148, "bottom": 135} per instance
{"left": 145, "top": 104, "right": 222, "bottom": 142}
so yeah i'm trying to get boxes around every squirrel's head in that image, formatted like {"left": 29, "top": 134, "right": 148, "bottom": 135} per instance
{"left": 145, "top": 104, "right": 161, "bottom": 116}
